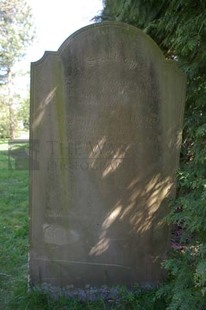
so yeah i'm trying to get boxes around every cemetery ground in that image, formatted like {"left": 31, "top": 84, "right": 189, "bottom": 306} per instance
{"left": 0, "top": 140, "right": 167, "bottom": 309}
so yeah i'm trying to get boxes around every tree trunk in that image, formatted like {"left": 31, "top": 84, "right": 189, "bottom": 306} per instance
{"left": 8, "top": 70, "right": 16, "bottom": 139}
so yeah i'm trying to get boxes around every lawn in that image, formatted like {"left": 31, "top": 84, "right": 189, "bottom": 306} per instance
{"left": 0, "top": 140, "right": 30, "bottom": 309}
{"left": 0, "top": 140, "right": 166, "bottom": 309}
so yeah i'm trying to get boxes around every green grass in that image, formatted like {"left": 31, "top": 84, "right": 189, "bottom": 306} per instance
{"left": 0, "top": 140, "right": 166, "bottom": 309}
{"left": 0, "top": 141, "right": 29, "bottom": 308}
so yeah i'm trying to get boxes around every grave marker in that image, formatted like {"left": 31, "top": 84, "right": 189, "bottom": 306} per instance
{"left": 29, "top": 22, "right": 186, "bottom": 290}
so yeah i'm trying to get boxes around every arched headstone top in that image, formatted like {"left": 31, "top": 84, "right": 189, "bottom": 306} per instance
{"left": 58, "top": 22, "right": 163, "bottom": 56}
{"left": 32, "top": 22, "right": 185, "bottom": 79}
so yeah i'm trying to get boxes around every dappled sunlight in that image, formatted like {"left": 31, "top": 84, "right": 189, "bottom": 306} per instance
{"left": 32, "top": 87, "right": 57, "bottom": 130}
{"left": 89, "top": 136, "right": 106, "bottom": 167}
{"left": 145, "top": 175, "right": 161, "bottom": 194}
{"left": 102, "top": 204, "right": 122, "bottom": 230}
{"left": 127, "top": 178, "right": 139, "bottom": 190}
{"left": 89, "top": 237, "right": 110, "bottom": 256}
{"left": 177, "top": 130, "right": 183, "bottom": 148}
{"left": 126, "top": 176, "right": 172, "bottom": 234}
{"left": 102, "top": 145, "right": 131, "bottom": 177}
{"left": 89, "top": 138, "right": 131, "bottom": 178}
{"left": 90, "top": 170, "right": 173, "bottom": 248}
{"left": 89, "top": 203, "right": 122, "bottom": 256}
{"left": 120, "top": 201, "right": 135, "bottom": 220}
{"left": 159, "top": 177, "right": 174, "bottom": 199}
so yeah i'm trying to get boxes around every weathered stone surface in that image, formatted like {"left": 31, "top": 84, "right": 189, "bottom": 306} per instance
{"left": 29, "top": 22, "right": 186, "bottom": 289}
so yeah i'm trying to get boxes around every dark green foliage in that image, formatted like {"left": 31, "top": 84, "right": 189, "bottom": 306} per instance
{"left": 156, "top": 249, "right": 206, "bottom": 309}
{"left": 99, "top": 1, "right": 206, "bottom": 308}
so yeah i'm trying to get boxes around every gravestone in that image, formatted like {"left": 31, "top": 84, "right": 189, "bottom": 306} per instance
{"left": 29, "top": 22, "right": 186, "bottom": 291}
